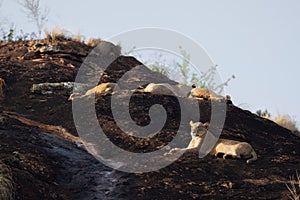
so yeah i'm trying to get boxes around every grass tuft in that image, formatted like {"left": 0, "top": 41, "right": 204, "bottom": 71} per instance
{"left": 85, "top": 38, "right": 102, "bottom": 47}
{"left": 273, "top": 114, "right": 299, "bottom": 133}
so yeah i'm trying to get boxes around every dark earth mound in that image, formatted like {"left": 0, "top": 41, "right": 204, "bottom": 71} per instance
{"left": 0, "top": 39, "right": 299, "bottom": 199}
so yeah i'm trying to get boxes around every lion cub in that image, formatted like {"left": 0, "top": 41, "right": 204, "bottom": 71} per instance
{"left": 189, "top": 121, "right": 257, "bottom": 164}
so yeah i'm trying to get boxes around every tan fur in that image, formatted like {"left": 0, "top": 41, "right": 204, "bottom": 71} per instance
{"left": 144, "top": 83, "right": 177, "bottom": 96}
{"left": 168, "top": 121, "right": 257, "bottom": 164}
{"left": 0, "top": 78, "right": 5, "bottom": 97}
{"left": 85, "top": 82, "right": 116, "bottom": 95}
{"left": 189, "top": 88, "right": 221, "bottom": 99}
{"left": 69, "top": 82, "right": 116, "bottom": 101}
{"left": 189, "top": 121, "right": 257, "bottom": 163}
{"left": 144, "top": 83, "right": 193, "bottom": 97}
{"left": 211, "top": 139, "right": 257, "bottom": 164}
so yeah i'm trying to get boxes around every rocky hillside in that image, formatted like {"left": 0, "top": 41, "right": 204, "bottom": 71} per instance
{"left": 0, "top": 39, "right": 299, "bottom": 199}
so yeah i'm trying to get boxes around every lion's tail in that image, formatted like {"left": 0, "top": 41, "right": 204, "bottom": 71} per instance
{"left": 246, "top": 149, "right": 257, "bottom": 164}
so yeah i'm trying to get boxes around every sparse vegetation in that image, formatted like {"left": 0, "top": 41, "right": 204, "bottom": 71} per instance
{"left": 256, "top": 109, "right": 299, "bottom": 132}
{"left": 45, "top": 28, "right": 68, "bottom": 41}
{"left": 176, "top": 46, "right": 190, "bottom": 85}
{"left": 273, "top": 114, "right": 299, "bottom": 133}
{"left": 171, "top": 46, "right": 235, "bottom": 93}
{"left": 256, "top": 109, "right": 271, "bottom": 118}
{"left": 286, "top": 171, "right": 300, "bottom": 200}
{"left": 44, "top": 28, "right": 85, "bottom": 42}
{"left": 18, "top": 0, "right": 49, "bottom": 38}
{"left": 131, "top": 46, "right": 235, "bottom": 94}
{"left": 85, "top": 38, "right": 102, "bottom": 47}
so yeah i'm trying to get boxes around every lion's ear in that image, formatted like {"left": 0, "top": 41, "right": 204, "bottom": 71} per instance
{"left": 189, "top": 120, "right": 194, "bottom": 126}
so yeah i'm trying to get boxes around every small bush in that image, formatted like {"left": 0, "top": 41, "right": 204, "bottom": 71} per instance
{"left": 256, "top": 110, "right": 299, "bottom": 132}
{"left": 45, "top": 28, "right": 85, "bottom": 42}
{"left": 256, "top": 109, "right": 271, "bottom": 118}
{"left": 130, "top": 46, "right": 235, "bottom": 94}
{"left": 85, "top": 38, "right": 102, "bottom": 47}
{"left": 45, "top": 28, "right": 68, "bottom": 41}
{"left": 273, "top": 114, "right": 299, "bottom": 132}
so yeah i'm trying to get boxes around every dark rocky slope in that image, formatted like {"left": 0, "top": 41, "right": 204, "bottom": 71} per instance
{"left": 0, "top": 39, "right": 299, "bottom": 199}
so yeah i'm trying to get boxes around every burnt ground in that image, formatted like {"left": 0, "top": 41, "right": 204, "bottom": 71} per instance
{"left": 0, "top": 39, "right": 299, "bottom": 199}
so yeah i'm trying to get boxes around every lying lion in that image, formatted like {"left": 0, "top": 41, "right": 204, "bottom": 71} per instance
{"left": 69, "top": 82, "right": 116, "bottom": 100}
{"left": 188, "top": 84, "right": 232, "bottom": 103}
{"left": 190, "top": 121, "right": 257, "bottom": 163}
{"left": 189, "top": 86, "right": 223, "bottom": 100}
{"left": 144, "top": 83, "right": 193, "bottom": 97}
{"left": 144, "top": 83, "right": 178, "bottom": 96}
{"left": 167, "top": 121, "right": 257, "bottom": 164}
{"left": 210, "top": 138, "right": 258, "bottom": 163}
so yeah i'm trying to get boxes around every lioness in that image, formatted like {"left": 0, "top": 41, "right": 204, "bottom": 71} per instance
{"left": 189, "top": 87, "right": 222, "bottom": 100}
{"left": 167, "top": 121, "right": 257, "bottom": 164}
{"left": 69, "top": 82, "right": 116, "bottom": 100}
{"left": 144, "top": 83, "right": 178, "bottom": 96}
{"left": 189, "top": 121, "right": 257, "bottom": 164}
{"left": 144, "top": 83, "right": 193, "bottom": 97}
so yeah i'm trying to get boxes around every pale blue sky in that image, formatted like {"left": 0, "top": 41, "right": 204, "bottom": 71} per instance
{"left": 1, "top": 0, "right": 300, "bottom": 128}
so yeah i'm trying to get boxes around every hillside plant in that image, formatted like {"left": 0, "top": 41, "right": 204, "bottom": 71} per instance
{"left": 256, "top": 109, "right": 271, "bottom": 118}
{"left": 85, "top": 38, "right": 102, "bottom": 47}
{"left": 131, "top": 46, "right": 235, "bottom": 94}
{"left": 18, "top": 0, "right": 49, "bottom": 38}
{"left": 273, "top": 114, "right": 299, "bottom": 133}
{"left": 256, "top": 110, "right": 299, "bottom": 132}
{"left": 1, "top": 26, "right": 37, "bottom": 42}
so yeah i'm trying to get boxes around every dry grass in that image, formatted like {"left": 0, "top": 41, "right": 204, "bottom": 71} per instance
{"left": 73, "top": 31, "right": 84, "bottom": 42}
{"left": 45, "top": 28, "right": 83, "bottom": 42}
{"left": 85, "top": 38, "right": 102, "bottom": 47}
{"left": 272, "top": 114, "right": 299, "bottom": 133}
{"left": 0, "top": 162, "right": 14, "bottom": 200}
{"left": 286, "top": 171, "right": 300, "bottom": 200}
{"left": 44, "top": 29, "right": 106, "bottom": 46}
{"left": 45, "top": 28, "right": 68, "bottom": 41}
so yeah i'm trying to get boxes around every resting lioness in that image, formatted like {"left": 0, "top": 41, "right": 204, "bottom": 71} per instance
{"left": 69, "top": 82, "right": 116, "bottom": 100}
{"left": 189, "top": 87, "right": 223, "bottom": 100}
{"left": 210, "top": 139, "right": 257, "bottom": 163}
{"left": 85, "top": 82, "right": 116, "bottom": 95}
{"left": 144, "top": 83, "right": 177, "bottom": 96}
{"left": 189, "top": 121, "right": 257, "bottom": 164}
{"left": 144, "top": 83, "right": 193, "bottom": 97}
{"left": 167, "top": 121, "right": 257, "bottom": 164}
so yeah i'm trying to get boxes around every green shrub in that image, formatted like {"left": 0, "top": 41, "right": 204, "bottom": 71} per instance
{"left": 131, "top": 46, "right": 235, "bottom": 94}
